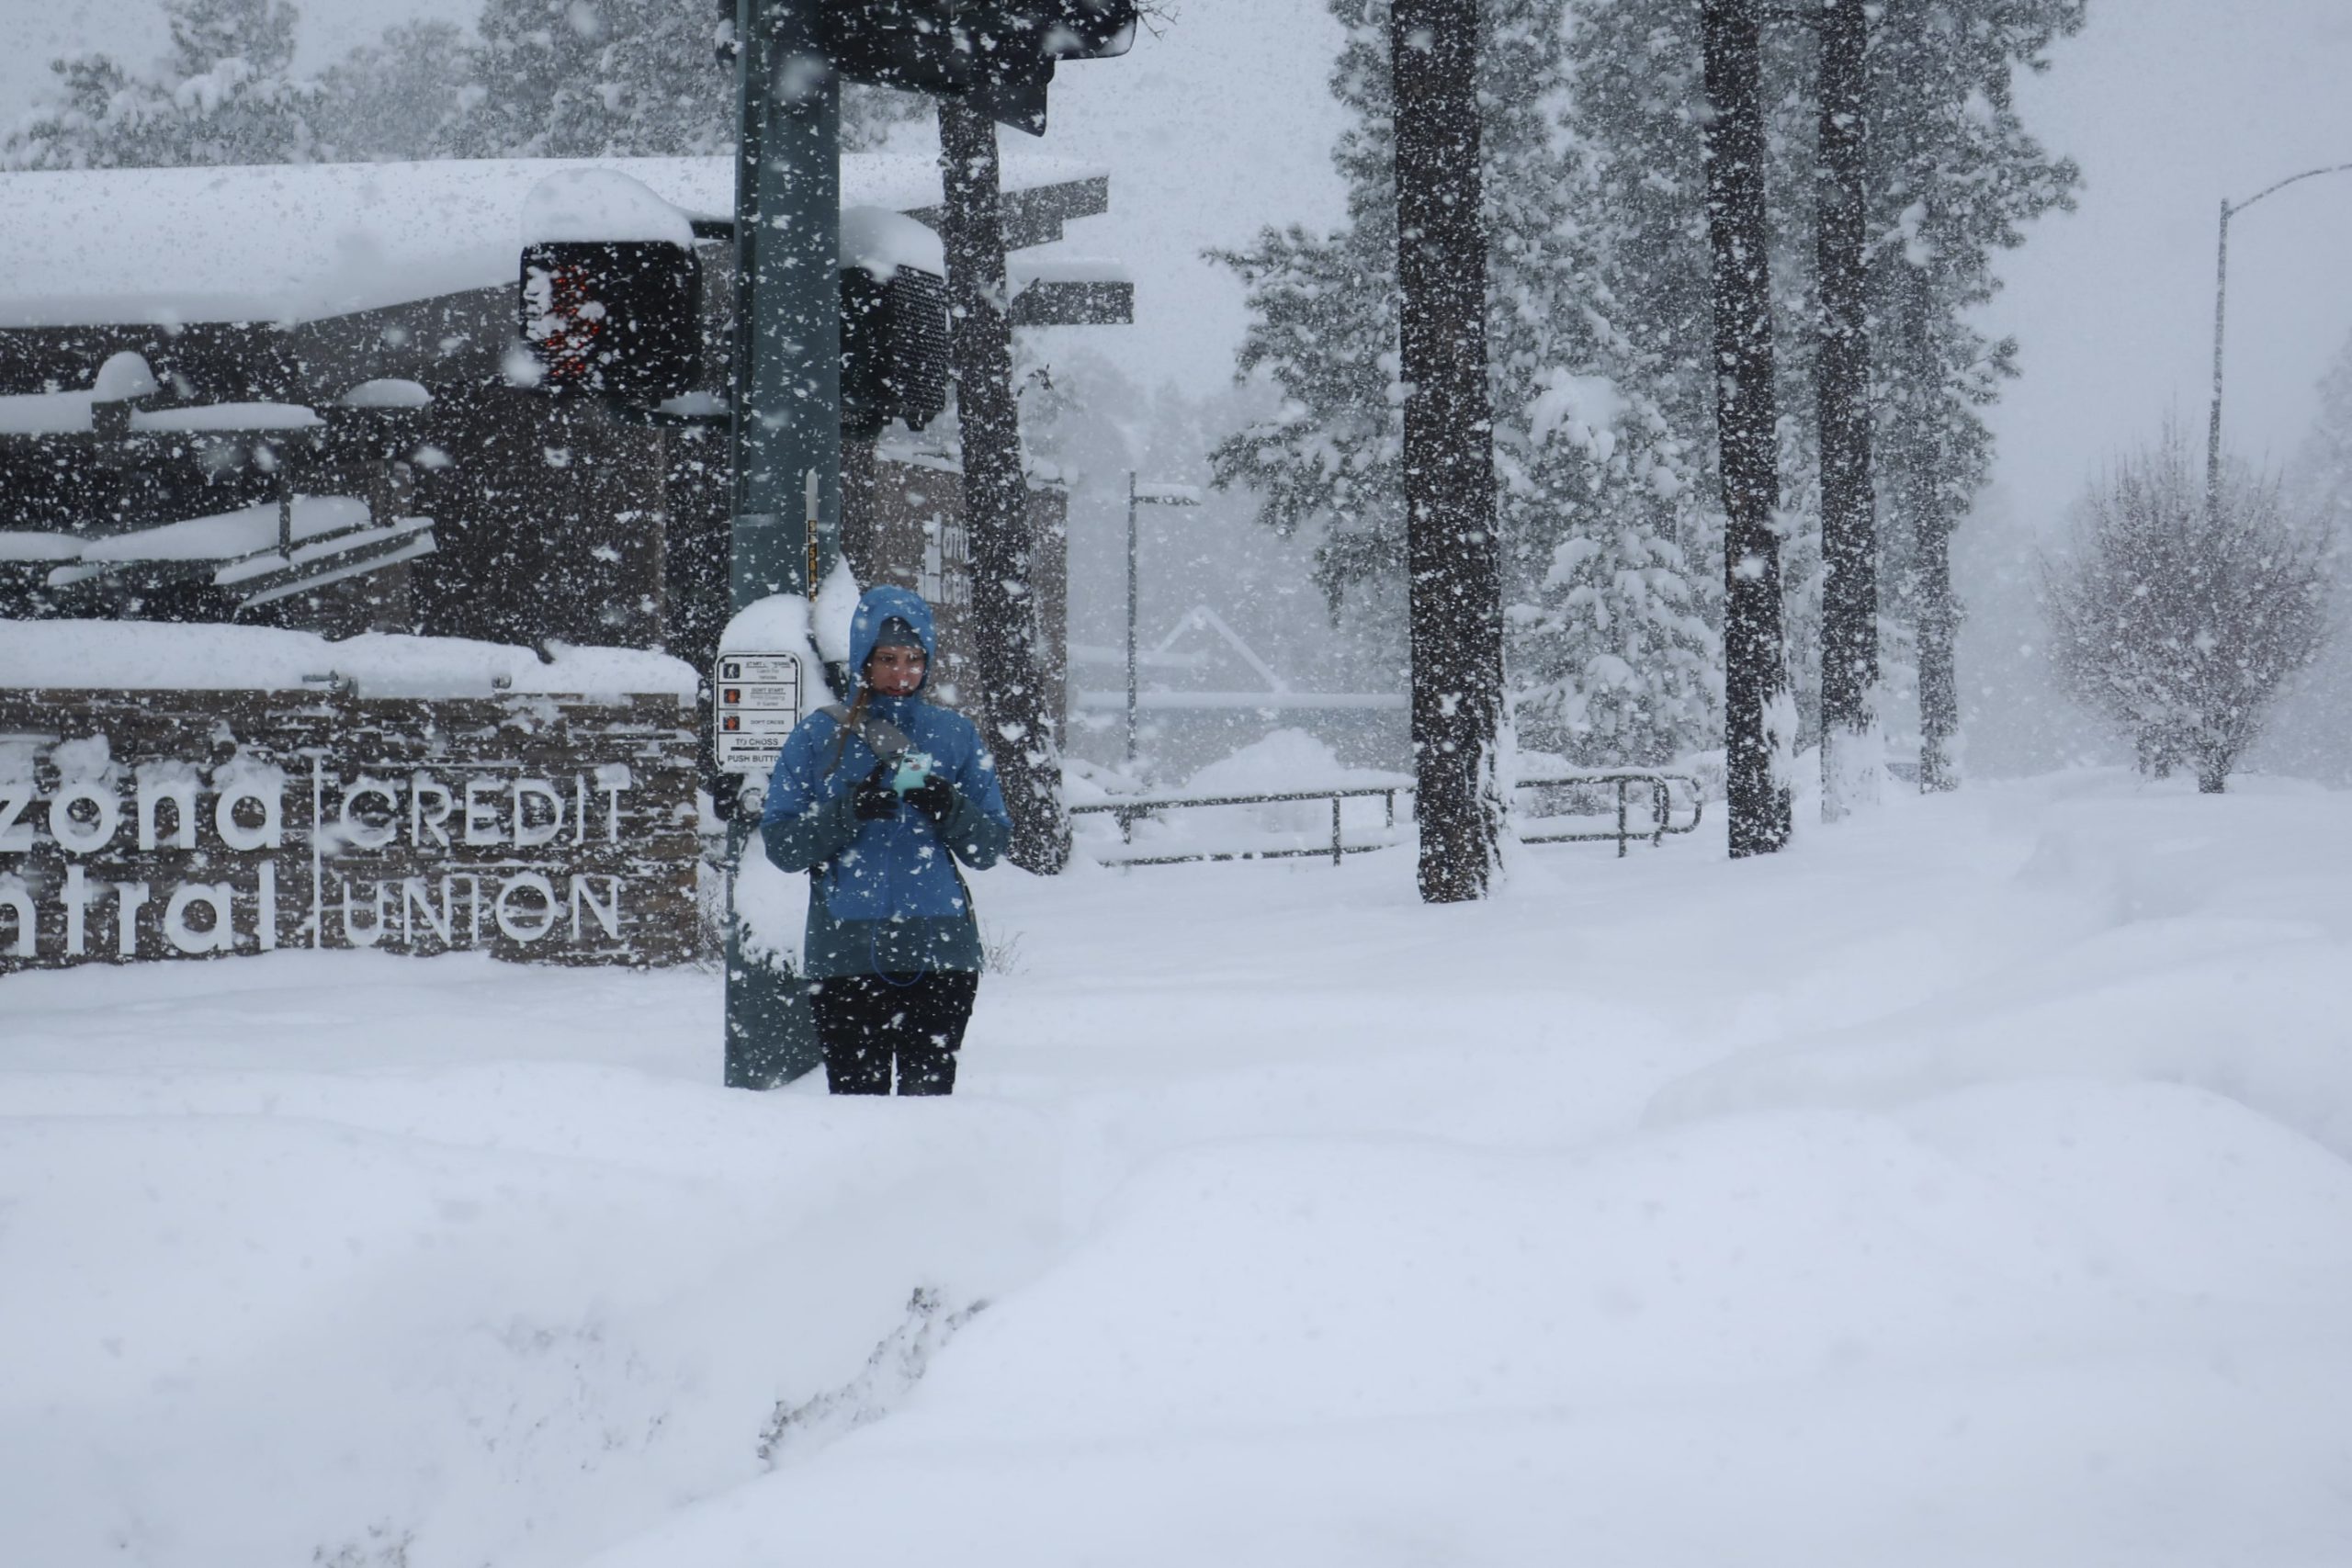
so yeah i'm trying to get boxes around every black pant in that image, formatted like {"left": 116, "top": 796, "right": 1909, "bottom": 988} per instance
{"left": 808, "top": 970, "right": 979, "bottom": 1096}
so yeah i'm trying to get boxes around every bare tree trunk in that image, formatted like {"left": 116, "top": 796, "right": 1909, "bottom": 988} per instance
{"left": 1903, "top": 257, "right": 1962, "bottom": 794}
{"left": 1815, "top": 0, "right": 1880, "bottom": 820}
{"left": 938, "top": 99, "right": 1070, "bottom": 874}
{"left": 1391, "top": 0, "right": 1505, "bottom": 903}
{"left": 1701, "top": 0, "right": 1792, "bottom": 857}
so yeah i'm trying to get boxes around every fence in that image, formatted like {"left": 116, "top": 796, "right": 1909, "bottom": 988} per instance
{"left": 1069, "top": 772, "right": 1704, "bottom": 868}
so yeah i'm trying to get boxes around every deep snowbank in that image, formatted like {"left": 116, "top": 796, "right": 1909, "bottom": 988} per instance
{"left": 4, "top": 769, "right": 2350, "bottom": 1567}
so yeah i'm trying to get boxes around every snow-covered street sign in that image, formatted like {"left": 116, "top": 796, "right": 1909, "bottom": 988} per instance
{"left": 713, "top": 651, "right": 806, "bottom": 777}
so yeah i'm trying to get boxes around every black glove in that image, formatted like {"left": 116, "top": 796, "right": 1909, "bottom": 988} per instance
{"left": 853, "top": 761, "right": 899, "bottom": 820}
{"left": 908, "top": 771, "right": 956, "bottom": 827}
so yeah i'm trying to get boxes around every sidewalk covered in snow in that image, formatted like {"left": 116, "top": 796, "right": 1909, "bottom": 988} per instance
{"left": 5, "top": 771, "right": 2350, "bottom": 1566}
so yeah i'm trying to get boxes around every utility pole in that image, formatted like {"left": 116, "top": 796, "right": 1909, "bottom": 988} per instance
{"left": 1125, "top": 469, "right": 1141, "bottom": 773}
{"left": 719, "top": 0, "right": 841, "bottom": 1088}
{"left": 2206, "top": 162, "right": 2352, "bottom": 524}
{"left": 1122, "top": 472, "right": 1202, "bottom": 776}
{"left": 712, "top": 0, "right": 1136, "bottom": 1085}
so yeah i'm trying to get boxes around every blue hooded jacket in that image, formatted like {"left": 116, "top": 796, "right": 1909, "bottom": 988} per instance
{"left": 761, "top": 585, "right": 1013, "bottom": 977}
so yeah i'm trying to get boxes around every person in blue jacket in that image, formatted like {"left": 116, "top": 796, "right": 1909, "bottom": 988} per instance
{"left": 761, "top": 584, "right": 1013, "bottom": 1095}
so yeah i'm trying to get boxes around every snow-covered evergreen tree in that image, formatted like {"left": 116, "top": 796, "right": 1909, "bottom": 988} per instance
{"left": 4, "top": 0, "right": 319, "bottom": 170}
{"left": 1209, "top": 5, "right": 1402, "bottom": 610}
{"left": 2291, "top": 328, "right": 2352, "bottom": 542}
{"left": 434, "top": 0, "right": 919, "bottom": 160}
{"left": 1871, "top": 0, "right": 2085, "bottom": 789}
{"left": 1553, "top": 0, "right": 2080, "bottom": 782}
{"left": 441, "top": 0, "right": 730, "bottom": 159}
{"left": 1213, "top": 0, "right": 1719, "bottom": 769}
{"left": 311, "top": 20, "right": 471, "bottom": 163}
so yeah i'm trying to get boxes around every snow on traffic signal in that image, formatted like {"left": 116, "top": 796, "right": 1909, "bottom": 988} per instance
{"left": 818, "top": 0, "right": 1137, "bottom": 134}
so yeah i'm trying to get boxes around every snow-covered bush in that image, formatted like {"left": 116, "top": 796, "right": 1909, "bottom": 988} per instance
{"left": 2042, "top": 428, "right": 2335, "bottom": 793}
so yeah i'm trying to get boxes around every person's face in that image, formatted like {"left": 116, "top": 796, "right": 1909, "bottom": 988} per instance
{"left": 866, "top": 641, "right": 926, "bottom": 697}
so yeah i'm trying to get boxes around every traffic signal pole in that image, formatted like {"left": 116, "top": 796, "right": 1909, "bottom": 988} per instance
{"left": 723, "top": 0, "right": 840, "bottom": 1087}
{"left": 714, "top": 0, "right": 1136, "bottom": 1087}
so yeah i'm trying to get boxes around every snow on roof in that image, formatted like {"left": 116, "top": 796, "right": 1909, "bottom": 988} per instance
{"left": 66, "top": 496, "right": 368, "bottom": 567}
{"left": 520, "top": 168, "right": 696, "bottom": 248}
{"left": 0, "top": 153, "right": 1103, "bottom": 330}
{"left": 0, "top": 618, "right": 697, "bottom": 699}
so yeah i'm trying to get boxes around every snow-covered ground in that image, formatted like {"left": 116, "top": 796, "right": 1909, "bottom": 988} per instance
{"left": 6, "top": 769, "right": 2352, "bottom": 1567}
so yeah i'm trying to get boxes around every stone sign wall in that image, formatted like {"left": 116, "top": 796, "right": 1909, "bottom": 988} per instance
{"left": 0, "top": 687, "right": 699, "bottom": 971}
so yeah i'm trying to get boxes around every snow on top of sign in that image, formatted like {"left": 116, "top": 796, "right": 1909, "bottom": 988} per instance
{"left": 840, "top": 207, "right": 946, "bottom": 282}
{"left": 129, "top": 402, "right": 322, "bottom": 433}
{"left": 718, "top": 592, "right": 817, "bottom": 664}
{"left": 0, "top": 620, "right": 695, "bottom": 699}
{"left": 521, "top": 168, "right": 695, "bottom": 249}
{"left": 92, "top": 350, "right": 160, "bottom": 401}
{"left": 0, "top": 154, "right": 1102, "bottom": 330}
{"left": 0, "top": 351, "right": 163, "bottom": 434}
{"left": 341, "top": 378, "right": 432, "bottom": 409}
{"left": 812, "top": 559, "right": 861, "bottom": 667}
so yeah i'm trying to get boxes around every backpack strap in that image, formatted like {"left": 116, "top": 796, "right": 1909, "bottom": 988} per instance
{"left": 817, "top": 703, "right": 914, "bottom": 763}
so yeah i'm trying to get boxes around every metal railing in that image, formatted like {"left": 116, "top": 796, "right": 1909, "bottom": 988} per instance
{"left": 1514, "top": 772, "right": 1707, "bottom": 857}
{"left": 1070, "top": 772, "right": 1704, "bottom": 868}
{"left": 1072, "top": 784, "right": 1408, "bottom": 867}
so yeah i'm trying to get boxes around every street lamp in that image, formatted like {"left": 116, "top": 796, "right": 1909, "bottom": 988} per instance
{"left": 2205, "top": 160, "right": 2352, "bottom": 520}
{"left": 1124, "top": 471, "right": 1204, "bottom": 774}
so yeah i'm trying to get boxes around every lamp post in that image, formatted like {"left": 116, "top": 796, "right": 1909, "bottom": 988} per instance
{"left": 1124, "top": 471, "right": 1204, "bottom": 775}
{"left": 2205, "top": 161, "right": 2352, "bottom": 521}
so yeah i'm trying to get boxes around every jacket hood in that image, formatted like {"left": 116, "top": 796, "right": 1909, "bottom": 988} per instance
{"left": 847, "top": 584, "right": 937, "bottom": 696}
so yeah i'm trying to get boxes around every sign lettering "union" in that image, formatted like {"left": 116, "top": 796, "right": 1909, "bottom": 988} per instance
{"left": 0, "top": 688, "right": 700, "bottom": 971}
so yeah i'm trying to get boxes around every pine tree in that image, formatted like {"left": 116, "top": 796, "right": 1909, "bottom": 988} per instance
{"left": 1392, "top": 0, "right": 1504, "bottom": 901}
{"left": 940, "top": 100, "right": 1071, "bottom": 874}
{"left": 444, "top": 0, "right": 733, "bottom": 159}
{"left": 1700, "top": 0, "right": 1794, "bottom": 856}
{"left": 1212, "top": 0, "right": 1721, "bottom": 774}
{"left": 1813, "top": 0, "right": 1880, "bottom": 819}
{"left": 428, "top": 0, "right": 918, "bottom": 161}
{"left": 312, "top": 20, "right": 470, "bottom": 163}
{"left": 1555, "top": 0, "right": 2080, "bottom": 792}
{"left": 1871, "top": 0, "right": 2085, "bottom": 790}
{"left": 1209, "top": 5, "right": 1402, "bottom": 614}
{"left": 5, "top": 0, "right": 318, "bottom": 171}
{"left": 2291, "top": 328, "right": 2352, "bottom": 541}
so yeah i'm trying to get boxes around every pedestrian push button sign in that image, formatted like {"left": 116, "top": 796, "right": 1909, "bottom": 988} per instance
{"left": 713, "top": 651, "right": 804, "bottom": 774}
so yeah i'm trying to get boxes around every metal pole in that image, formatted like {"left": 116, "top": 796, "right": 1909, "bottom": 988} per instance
{"left": 1125, "top": 468, "right": 1139, "bottom": 775}
{"left": 2206, "top": 197, "right": 2231, "bottom": 526}
{"left": 2200, "top": 162, "right": 2352, "bottom": 527}
{"left": 723, "top": 0, "right": 839, "bottom": 1089}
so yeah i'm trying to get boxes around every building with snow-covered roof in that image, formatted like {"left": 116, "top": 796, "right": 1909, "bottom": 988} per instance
{"left": 0, "top": 154, "right": 1130, "bottom": 694}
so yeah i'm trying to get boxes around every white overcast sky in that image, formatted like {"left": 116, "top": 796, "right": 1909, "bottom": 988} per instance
{"left": 2, "top": 0, "right": 2347, "bottom": 529}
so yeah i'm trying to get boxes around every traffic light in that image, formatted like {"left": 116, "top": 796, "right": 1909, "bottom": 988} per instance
{"left": 519, "top": 241, "right": 701, "bottom": 400}
{"left": 946, "top": 1, "right": 1137, "bottom": 135}
{"left": 841, "top": 263, "right": 951, "bottom": 440}
{"left": 816, "top": 0, "right": 1137, "bottom": 135}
